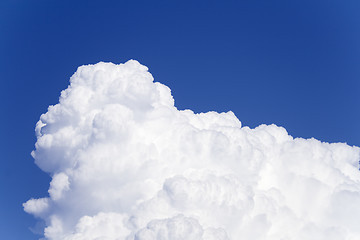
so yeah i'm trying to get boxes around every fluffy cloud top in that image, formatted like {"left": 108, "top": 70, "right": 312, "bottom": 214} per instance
{"left": 24, "top": 60, "right": 360, "bottom": 240}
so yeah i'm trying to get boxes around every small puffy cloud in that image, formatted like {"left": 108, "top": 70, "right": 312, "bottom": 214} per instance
{"left": 25, "top": 60, "right": 360, "bottom": 239}
{"left": 23, "top": 197, "right": 49, "bottom": 216}
{"left": 49, "top": 173, "right": 70, "bottom": 201}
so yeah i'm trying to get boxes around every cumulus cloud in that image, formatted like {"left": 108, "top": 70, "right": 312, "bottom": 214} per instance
{"left": 24, "top": 60, "right": 360, "bottom": 240}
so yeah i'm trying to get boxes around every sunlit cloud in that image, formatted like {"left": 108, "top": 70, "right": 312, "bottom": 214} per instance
{"left": 25, "top": 60, "right": 360, "bottom": 239}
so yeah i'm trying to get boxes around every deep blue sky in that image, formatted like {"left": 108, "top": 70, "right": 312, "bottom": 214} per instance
{"left": 1, "top": 0, "right": 359, "bottom": 239}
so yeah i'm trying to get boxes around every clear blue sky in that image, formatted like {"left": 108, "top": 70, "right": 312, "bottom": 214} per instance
{"left": 1, "top": 0, "right": 359, "bottom": 239}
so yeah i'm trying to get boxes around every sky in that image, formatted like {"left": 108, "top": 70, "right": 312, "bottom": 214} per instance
{"left": 1, "top": 0, "right": 360, "bottom": 239}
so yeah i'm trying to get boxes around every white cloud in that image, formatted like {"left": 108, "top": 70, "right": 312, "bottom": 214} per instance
{"left": 25, "top": 60, "right": 360, "bottom": 239}
{"left": 23, "top": 197, "right": 49, "bottom": 216}
{"left": 48, "top": 173, "right": 70, "bottom": 201}
{"left": 134, "top": 214, "right": 229, "bottom": 240}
